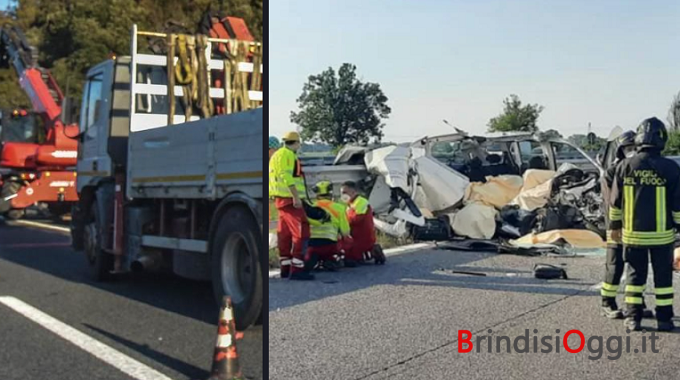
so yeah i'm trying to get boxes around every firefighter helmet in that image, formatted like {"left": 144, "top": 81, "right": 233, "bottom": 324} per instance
{"left": 312, "top": 181, "right": 333, "bottom": 196}
{"left": 635, "top": 117, "right": 668, "bottom": 150}
{"left": 615, "top": 130, "right": 637, "bottom": 160}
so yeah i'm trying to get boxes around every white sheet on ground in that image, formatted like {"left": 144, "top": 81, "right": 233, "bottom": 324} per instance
{"left": 510, "top": 229, "right": 605, "bottom": 248}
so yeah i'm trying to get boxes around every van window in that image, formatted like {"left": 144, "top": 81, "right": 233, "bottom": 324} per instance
{"left": 80, "top": 73, "right": 104, "bottom": 132}
{"left": 430, "top": 141, "right": 466, "bottom": 165}
{"left": 552, "top": 142, "right": 597, "bottom": 172}
{"left": 551, "top": 142, "right": 581, "bottom": 167}
{"left": 519, "top": 141, "right": 548, "bottom": 170}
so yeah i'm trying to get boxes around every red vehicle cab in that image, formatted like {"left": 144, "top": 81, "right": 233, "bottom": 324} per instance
{"left": 0, "top": 108, "right": 42, "bottom": 170}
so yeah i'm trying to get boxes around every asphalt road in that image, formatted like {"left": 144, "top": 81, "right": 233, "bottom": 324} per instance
{"left": 269, "top": 245, "right": 680, "bottom": 380}
{"left": 0, "top": 217, "right": 262, "bottom": 380}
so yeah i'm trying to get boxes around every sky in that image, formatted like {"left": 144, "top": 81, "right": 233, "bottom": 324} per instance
{"left": 270, "top": 0, "right": 680, "bottom": 143}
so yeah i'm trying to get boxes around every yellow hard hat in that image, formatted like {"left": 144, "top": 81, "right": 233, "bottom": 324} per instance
{"left": 282, "top": 131, "right": 301, "bottom": 142}
{"left": 313, "top": 181, "right": 333, "bottom": 196}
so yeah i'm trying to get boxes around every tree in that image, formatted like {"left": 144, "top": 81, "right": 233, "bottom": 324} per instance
{"left": 487, "top": 94, "right": 544, "bottom": 133}
{"left": 0, "top": 0, "right": 262, "bottom": 106}
{"left": 567, "top": 134, "right": 587, "bottom": 147}
{"left": 290, "top": 63, "right": 391, "bottom": 148}
{"left": 541, "top": 129, "right": 562, "bottom": 140}
{"left": 663, "top": 130, "right": 680, "bottom": 156}
{"left": 567, "top": 133, "right": 605, "bottom": 152}
{"left": 667, "top": 91, "right": 680, "bottom": 131}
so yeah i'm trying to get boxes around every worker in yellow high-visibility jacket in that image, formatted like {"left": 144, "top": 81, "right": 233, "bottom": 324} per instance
{"left": 307, "top": 181, "right": 352, "bottom": 271}
{"left": 268, "top": 131, "right": 314, "bottom": 281}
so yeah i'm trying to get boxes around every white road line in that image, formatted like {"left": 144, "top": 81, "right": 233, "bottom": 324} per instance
{"left": 268, "top": 242, "right": 433, "bottom": 278}
{"left": 12, "top": 220, "right": 70, "bottom": 234}
{"left": 0, "top": 296, "right": 173, "bottom": 380}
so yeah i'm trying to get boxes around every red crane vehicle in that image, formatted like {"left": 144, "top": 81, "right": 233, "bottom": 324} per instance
{"left": 0, "top": 25, "right": 79, "bottom": 220}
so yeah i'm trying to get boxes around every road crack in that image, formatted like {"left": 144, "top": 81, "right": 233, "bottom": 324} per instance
{"left": 354, "top": 286, "right": 593, "bottom": 380}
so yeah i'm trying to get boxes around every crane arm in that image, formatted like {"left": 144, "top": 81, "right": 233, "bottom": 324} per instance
{"left": 0, "top": 25, "right": 64, "bottom": 125}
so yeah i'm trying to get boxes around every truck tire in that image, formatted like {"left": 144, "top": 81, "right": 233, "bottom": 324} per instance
{"left": 84, "top": 203, "right": 113, "bottom": 281}
{"left": 5, "top": 209, "right": 25, "bottom": 220}
{"left": 0, "top": 181, "right": 21, "bottom": 214}
{"left": 211, "top": 206, "right": 262, "bottom": 331}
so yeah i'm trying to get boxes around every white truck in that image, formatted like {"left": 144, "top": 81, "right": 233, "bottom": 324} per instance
{"left": 70, "top": 24, "right": 264, "bottom": 329}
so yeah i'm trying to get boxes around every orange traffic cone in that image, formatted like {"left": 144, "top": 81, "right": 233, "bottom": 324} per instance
{"left": 207, "top": 296, "right": 243, "bottom": 380}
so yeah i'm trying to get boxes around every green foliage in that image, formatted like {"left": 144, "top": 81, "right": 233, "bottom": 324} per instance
{"left": 0, "top": 68, "right": 30, "bottom": 108}
{"left": 487, "top": 94, "right": 544, "bottom": 133}
{"left": 567, "top": 133, "right": 606, "bottom": 152}
{"left": 541, "top": 129, "right": 562, "bottom": 140}
{"left": 1, "top": 0, "right": 262, "bottom": 106}
{"left": 663, "top": 130, "right": 680, "bottom": 156}
{"left": 290, "top": 63, "right": 391, "bottom": 148}
{"left": 668, "top": 91, "right": 680, "bottom": 131}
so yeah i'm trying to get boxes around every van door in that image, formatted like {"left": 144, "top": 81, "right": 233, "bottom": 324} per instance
{"left": 599, "top": 126, "right": 625, "bottom": 171}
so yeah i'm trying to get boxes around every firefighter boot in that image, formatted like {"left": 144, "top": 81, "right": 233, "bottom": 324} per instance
{"left": 600, "top": 303, "right": 623, "bottom": 319}
{"left": 657, "top": 320, "right": 676, "bottom": 332}
{"left": 624, "top": 317, "right": 641, "bottom": 331}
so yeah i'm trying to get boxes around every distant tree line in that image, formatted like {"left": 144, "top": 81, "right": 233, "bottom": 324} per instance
{"left": 0, "top": 0, "right": 262, "bottom": 108}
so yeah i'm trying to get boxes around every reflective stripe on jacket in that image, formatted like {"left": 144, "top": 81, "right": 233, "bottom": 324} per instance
{"left": 609, "top": 151, "right": 680, "bottom": 247}
{"left": 268, "top": 147, "right": 306, "bottom": 199}
{"left": 309, "top": 199, "right": 349, "bottom": 241}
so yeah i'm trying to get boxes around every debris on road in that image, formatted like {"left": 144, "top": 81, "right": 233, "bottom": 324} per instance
{"left": 533, "top": 263, "right": 569, "bottom": 280}
{"left": 441, "top": 269, "right": 488, "bottom": 277}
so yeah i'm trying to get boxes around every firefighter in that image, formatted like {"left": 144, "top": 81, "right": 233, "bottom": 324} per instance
{"left": 307, "top": 181, "right": 352, "bottom": 271}
{"left": 269, "top": 131, "right": 314, "bottom": 281}
{"left": 340, "top": 181, "right": 378, "bottom": 267}
{"left": 609, "top": 117, "right": 680, "bottom": 331}
{"left": 600, "top": 130, "right": 650, "bottom": 319}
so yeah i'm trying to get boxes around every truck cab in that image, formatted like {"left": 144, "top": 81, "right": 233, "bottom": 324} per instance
{"left": 0, "top": 108, "right": 43, "bottom": 169}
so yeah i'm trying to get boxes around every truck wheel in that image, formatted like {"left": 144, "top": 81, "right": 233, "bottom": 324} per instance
{"left": 5, "top": 209, "right": 25, "bottom": 220}
{"left": 84, "top": 204, "right": 113, "bottom": 281}
{"left": 211, "top": 206, "right": 262, "bottom": 331}
{"left": 0, "top": 181, "right": 21, "bottom": 214}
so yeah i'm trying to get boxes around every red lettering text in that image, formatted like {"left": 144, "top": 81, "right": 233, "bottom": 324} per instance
{"left": 563, "top": 330, "right": 585, "bottom": 353}
{"left": 459, "top": 330, "right": 473, "bottom": 353}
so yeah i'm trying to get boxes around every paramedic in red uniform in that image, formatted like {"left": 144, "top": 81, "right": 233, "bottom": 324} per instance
{"left": 340, "top": 181, "right": 377, "bottom": 267}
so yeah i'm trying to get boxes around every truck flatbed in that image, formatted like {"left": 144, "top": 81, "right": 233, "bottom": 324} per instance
{"left": 127, "top": 108, "right": 262, "bottom": 200}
